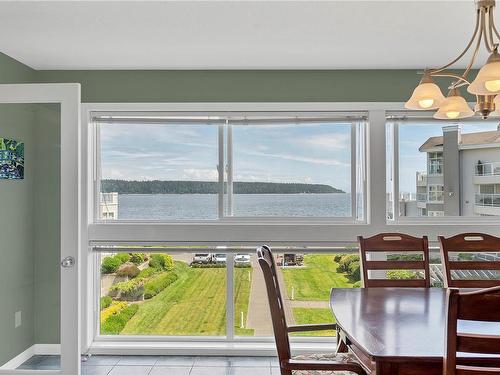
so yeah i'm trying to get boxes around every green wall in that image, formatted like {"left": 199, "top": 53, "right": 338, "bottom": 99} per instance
{"left": 0, "top": 54, "right": 61, "bottom": 365}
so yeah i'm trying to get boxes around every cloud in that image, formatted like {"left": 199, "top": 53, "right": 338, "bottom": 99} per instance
{"left": 240, "top": 149, "right": 348, "bottom": 166}
{"left": 295, "top": 133, "right": 350, "bottom": 150}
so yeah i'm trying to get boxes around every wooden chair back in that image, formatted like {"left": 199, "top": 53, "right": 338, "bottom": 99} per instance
{"left": 358, "top": 233, "right": 430, "bottom": 288}
{"left": 439, "top": 233, "right": 500, "bottom": 288}
{"left": 257, "top": 245, "right": 291, "bottom": 365}
{"left": 444, "top": 286, "right": 500, "bottom": 375}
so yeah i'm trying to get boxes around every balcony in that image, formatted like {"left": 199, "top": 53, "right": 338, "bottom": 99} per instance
{"left": 416, "top": 172, "right": 427, "bottom": 187}
{"left": 473, "top": 162, "right": 500, "bottom": 184}
{"left": 474, "top": 193, "right": 500, "bottom": 216}
{"left": 417, "top": 193, "right": 427, "bottom": 208}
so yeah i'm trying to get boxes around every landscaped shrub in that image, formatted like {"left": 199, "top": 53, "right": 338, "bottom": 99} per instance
{"left": 387, "top": 270, "right": 419, "bottom": 280}
{"left": 100, "top": 301, "right": 128, "bottom": 322}
{"left": 129, "top": 253, "right": 146, "bottom": 265}
{"left": 110, "top": 279, "right": 144, "bottom": 301}
{"left": 100, "top": 296, "right": 112, "bottom": 310}
{"left": 337, "top": 254, "right": 359, "bottom": 273}
{"left": 101, "top": 304, "right": 139, "bottom": 335}
{"left": 144, "top": 272, "right": 179, "bottom": 299}
{"left": 115, "top": 253, "right": 131, "bottom": 264}
{"left": 149, "top": 254, "right": 174, "bottom": 271}
{"left": 137, "top": 267, "right": 159, "bottom": 280}
{"left": 234, "top": 263, "right": 251, "bottom": 268}
{"left": 333, "top": 254, "right": 345, "bottom": 263}
{"left": 348, "top": 261, "right": 361, "bottom": 281}
{"left": 101, "top": 256, "right": 122, "bottom": 274}
{"left": 117, "top": 263, "right": 140, "bottom": 279}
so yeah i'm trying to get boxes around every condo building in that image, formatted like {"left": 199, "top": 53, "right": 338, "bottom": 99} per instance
{"left": 416, "top": 125, "right": 500, "bottom": 217}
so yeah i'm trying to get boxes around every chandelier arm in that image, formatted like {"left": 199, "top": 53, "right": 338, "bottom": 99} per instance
{"left": 487, "top": 9, "right": 497, "bottom": 47}
{"left": 482, "top": 8, "right": 495, "bottom": 52}
{"left": 462, "top": 22, "right": 484, "bottom": 79}
{"left": 429, "top": 73, "right": 471, "bottom": 86}
{"left": 488, "top": 9, "right": 500, "bottom": 46}
{"left": 429, "top": 9, "right": 481, "bottom": 74}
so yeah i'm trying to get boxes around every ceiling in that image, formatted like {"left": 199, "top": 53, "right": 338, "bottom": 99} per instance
{"left": 0, "top": 0, "right": 495, "bottom": 70}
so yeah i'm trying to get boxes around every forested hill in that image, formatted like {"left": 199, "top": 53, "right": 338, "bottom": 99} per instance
{"left": 101, "top": 180, "right": 344, "bottom": 194}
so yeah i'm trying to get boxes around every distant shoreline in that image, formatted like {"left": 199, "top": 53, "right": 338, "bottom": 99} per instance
{"left": 102, "top": 179, "right": 345, "bottom": 194}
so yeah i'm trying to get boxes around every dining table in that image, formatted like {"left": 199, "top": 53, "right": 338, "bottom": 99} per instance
{"left": 329, "top": 287, "right": 500, "bottom": 375}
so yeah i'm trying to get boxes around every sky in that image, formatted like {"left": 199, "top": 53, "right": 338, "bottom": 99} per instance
{"left": 100, "top": 119, "right": 500, "bottom": 195}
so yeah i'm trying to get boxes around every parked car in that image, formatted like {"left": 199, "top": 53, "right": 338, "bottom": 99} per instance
{"left": 214, "top": 253, "right": 227, "bottom": 264}
{"left": 234, "top": 253, "right": 251, "bottom": 265}
{"left": 192, "top": 253, "right": 213, "bottom": 264}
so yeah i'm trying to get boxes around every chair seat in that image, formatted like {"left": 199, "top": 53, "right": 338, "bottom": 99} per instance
{"left": 291, "top": 352, "right": 360, "bottom": 375}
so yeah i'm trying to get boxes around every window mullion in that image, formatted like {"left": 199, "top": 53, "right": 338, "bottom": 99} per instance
{"left": 226, "top": 123, "right": 234, "bottom": 217}
{"left": 218, "top": 125, "right": 225, "bottom": 219}
{"left": 350, "top": 122, "right": 357, "bottom": 219}
{"left": 226, "top": 253, "right": 235, "bottom": 340}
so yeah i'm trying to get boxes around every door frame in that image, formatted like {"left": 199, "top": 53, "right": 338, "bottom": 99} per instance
{"left": 0, "top": 84, "right": 81, "bottom": 375}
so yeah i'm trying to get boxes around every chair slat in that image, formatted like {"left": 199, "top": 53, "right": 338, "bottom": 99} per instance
{"left": 448, "top": 261, "right": 500, "bottom": 270}
{"left": 366, "top": 279, "right": 427, "bottom": 288}
{"left": 365, "top": 260, "right": 425, "bottom": 270}
{"left": 456, "top": 365, "right": 500, "bottom": 375}
{"left": 457, "top": 334, "right": 500, "bottom": 355}
{"left": 449, "top": 280, "right": 500, "bottom": 289}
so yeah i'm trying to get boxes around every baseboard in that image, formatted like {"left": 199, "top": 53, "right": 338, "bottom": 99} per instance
{"left": 0, "top": 346, "right": 34, "bottom": 370}
{"left": 0, "top": 344, "right": 61, "bottom": 370}
{"left": 33, "top": 344, "right": 61, "bottom": 355}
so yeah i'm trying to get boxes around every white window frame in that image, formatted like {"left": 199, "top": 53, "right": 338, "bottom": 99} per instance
{"left": 81, "top": 103, "right": 500, "bottom": 356}
{"left": 428, "top": 184, "right": 444, "bottom": 203}
{"left": 427, "top": 152, "right": 444, "bottom": 176}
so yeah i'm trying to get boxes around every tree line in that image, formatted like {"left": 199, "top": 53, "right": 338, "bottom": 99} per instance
{"left": 101, "top": 179, "right": 344, "bottom": 194}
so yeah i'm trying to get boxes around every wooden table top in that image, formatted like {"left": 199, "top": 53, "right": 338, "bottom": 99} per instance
{"left": 330, "top": 288, "right": 500, "bottom": 361}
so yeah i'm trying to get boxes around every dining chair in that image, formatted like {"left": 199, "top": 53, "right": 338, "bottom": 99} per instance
{"left": 444, "top": 286, "right": 500, "bottom": 375}
{"left": 358, "top": 233, "right": 431, "bottom": 287}
{"left": 257, "top": 245, "right": 366, "bottom": 375}
{"left": 438, "top": 233, "right": 500, "bottom": 288}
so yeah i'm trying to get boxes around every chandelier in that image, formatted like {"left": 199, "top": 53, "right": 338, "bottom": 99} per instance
{"left": 405, "top": 0, "right": 500, "bottom": 119}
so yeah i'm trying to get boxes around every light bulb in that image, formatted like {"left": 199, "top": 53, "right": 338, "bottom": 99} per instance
{"left": 418, "top": 99, "right": 434, "bottom": 108}
{"left": 446, "top": 111, "right": 460, "bottom": 119}
{"left": 485, "top": 80, "right": 500, "bottom": 92}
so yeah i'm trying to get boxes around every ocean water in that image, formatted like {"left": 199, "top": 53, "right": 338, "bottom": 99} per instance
{"left": 115, "top": 193, "right": 351, "bottom": 220}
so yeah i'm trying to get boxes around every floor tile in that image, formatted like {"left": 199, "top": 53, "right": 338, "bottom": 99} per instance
{"left": 155, "top": 356, "right": 195, "bottom": 366}
{"left": 194, "top": 356, "right": 231, "bottom": 367}
{"left": 190, "top": 366, "right": 229, "bottom": 375}
{"left": 117, "top": 356, "right": 159, "bottom": 366}
{"left": 83, "top": 355, "right": 122, "bottom": 366}
{"left": 82, "top": 365, "right": 114, "bottom": 375}
{"left": 229, "top": 367, "right": 271, "bottom": 375}
{"left": 150, "top": 366, "right": 192, "bottom": 375}
{"left": 109, "top": 366, "right": 153, "bottom": 375}
{"left": 230, "top": 356, "right": 271, "bottom": 367}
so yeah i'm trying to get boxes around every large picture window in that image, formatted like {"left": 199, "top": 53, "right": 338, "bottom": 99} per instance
{"left": 93, "top": 112, "right": 367, "bottom": 222}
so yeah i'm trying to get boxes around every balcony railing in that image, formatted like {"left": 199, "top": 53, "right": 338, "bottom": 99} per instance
{"left": 416, "top": 172, "right": 427, "bottom": 185}
{"left": 475, "top": 162, "right": 500, "bottom": 176}
{"left": 475, "top": 193, "right": 500, "bottom": 207}
{"left": 417, "top": 193, "right": 427, "bottom": 202}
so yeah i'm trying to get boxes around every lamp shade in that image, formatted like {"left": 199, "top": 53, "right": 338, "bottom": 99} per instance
{"left": 468, "top": 51, "right": 500, "bottom": 95}
{"left": 433, "top": 89, "right": 474, "bottom": 120}
{"left": 405, "top": 75, "right": 444, "bottom": 110}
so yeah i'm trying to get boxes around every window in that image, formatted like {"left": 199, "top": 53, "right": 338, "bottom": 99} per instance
{"left": 428, "top": 185, "right": 444, "bottom": 203}
{"left": 94, "top": 112, "right": 367, "bottom": 222}
{"left": 95, "top": 246, "right": 360, "bottom": 340}
{"left": 387, "top": 116, "right": 500, "bottom": 219}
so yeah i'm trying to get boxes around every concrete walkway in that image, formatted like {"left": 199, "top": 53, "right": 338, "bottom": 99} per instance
{"left": 289, "top": 300, "right": 330, "bottom": 308}
{"left": 246, "top": 257, "right": 296, "bottom": 335}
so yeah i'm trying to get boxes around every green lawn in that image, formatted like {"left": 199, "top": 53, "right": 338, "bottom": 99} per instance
{"left": 118, "top": 262, "right": 253, "bottom": 336}
{"left": 234, "top": 268, "right": 255, "bottom": 336}
{"left": 281, "top": 254, "right": 355, "bottom": 301}
{"left": 292, "top": 308, "right": 336, "bottom": 337}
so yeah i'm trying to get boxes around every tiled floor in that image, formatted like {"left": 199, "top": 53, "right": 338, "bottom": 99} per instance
{"left": 18, "top": 355, "right": 281, "bottom": 374}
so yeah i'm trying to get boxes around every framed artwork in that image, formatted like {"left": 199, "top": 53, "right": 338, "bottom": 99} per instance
{"left": 0, "top": 137, "right": 24, "bottom": 179}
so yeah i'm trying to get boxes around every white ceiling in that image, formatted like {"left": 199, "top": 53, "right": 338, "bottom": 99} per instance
{"left": 0, "top": 0, "right": 495, "bottom": 70}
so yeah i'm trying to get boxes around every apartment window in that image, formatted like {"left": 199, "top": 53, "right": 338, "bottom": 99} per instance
{"left": 428, "top": 152, "right": 443, "bottom": 175}
{"left": 428, "top": 185, "right": 444, "bottom": 203}
{"left": 387, "top": 116, "right": 500, "bottom": 219}
{"left": 428, "top": 211, "right": 444, "bottom": 217}
{"left": 93, "top": 112, "right": 367, "bottom": 222}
